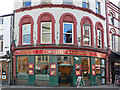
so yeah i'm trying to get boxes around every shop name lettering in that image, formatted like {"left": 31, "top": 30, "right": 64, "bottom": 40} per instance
{"left": 15, "top": 49, "right": 107, "bottom": 58}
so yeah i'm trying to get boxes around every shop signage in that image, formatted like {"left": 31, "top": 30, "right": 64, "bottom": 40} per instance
{"left": 75, "top": 64, "right": 81, "bottom": 76}
{"left": 28, "top": 63, "right": 34, "bottom": 75}
{"left": 15, "top": 49, "right": 107, "bottom": 58}
{"left": 50, "top": 63, "right": 57, "bottom": 76}
{"left": 92, "top": 65, "right": 96, "bottom": 76}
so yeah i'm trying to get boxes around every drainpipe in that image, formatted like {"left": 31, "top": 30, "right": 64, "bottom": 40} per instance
{"left": 105, "top": 0, "right": 110, "bottom": 84}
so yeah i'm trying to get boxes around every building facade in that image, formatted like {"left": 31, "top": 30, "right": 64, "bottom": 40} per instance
{"left": 0, "top": 14, "right": 13, "bottom": 85}
{"left": 106, "top": 0, "right": 120, "bottom": 85}
{"left": 12, "top": 0, "right": 108, "bottom": 86}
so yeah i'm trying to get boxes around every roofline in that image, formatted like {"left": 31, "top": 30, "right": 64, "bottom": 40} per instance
{"left": 0, "top": 13, "right": 14, "bottom": 18}
{"left": 108, "top": 0, "right": 120, "bottom": 9}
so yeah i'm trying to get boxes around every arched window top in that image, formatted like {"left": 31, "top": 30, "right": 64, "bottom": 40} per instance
{"left": 37, "top": 12, "right": 55, "bottom": 24}
{"left": 19, "top": 15, "right": 34, "bottom": 26}
{"left": 81, "top": 16, "right": 93, "bottom": 25}
{"left": 60, "top": 13, "right": 77, "bottom": 24}
{"left": 95, "top": 21, "right": 103, "bottom": 30}
{"left": 109, "top": 10, "right": 115, "bottom": 18}
{"left": 110, "top": 28, "right": 116, "bottom": 35}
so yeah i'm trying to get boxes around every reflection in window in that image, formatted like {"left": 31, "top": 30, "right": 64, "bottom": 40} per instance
{"left": 82, "top": 0, "right": 89, "bottom": 8}
{"left": 63, "top": 0, "right": 73, "bottom": 4}
{"left": 41, "top": 22, "right": 51, "bottom": 43}
{"left": 97, "top": 29, "right": 102, "bottom": 48}
{"left": 35, "top": 56, "right": 49, "bottom": 75}
{"left": 23, "top": 0, "right": 31, "bottom": 7}
{"left": 96, "top": 1, "right": 100, "bottom": 14}
{"left": 83, "top": 25, "right": 91, "bottom": 46}
{"left": 22, "top": 24, "right": 31, "bottom": 44}
{"left": 63, "top": 23, "right": 73, "bottom": 44}
{"left": 17, "top": 56, "right": 28, "bottom": 74}
{"left": 57, "top": 56, "right": 74, "bottom": 65}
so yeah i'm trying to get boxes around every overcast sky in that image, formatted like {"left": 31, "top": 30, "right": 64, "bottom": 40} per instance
{"left": 0, "top": 0, "right": 120, "bottom": 16}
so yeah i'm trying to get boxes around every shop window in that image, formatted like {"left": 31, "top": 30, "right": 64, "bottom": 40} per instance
{"left": 17, "top": 56, "right": 28, "bottom": 74}
{"left": 82, "top": 0, "right": 89, "bottom": 8}
{"left": 81, "top": 16, "right": 94, "bottom": 47}
{"left": 0, "top": 62, "right": 7, "bottom": 80}
{"left": 37, "top": 12, "right": 55, "bottom": 45}
{"left": 35, "top": 56, "right": 49, "bottom": 75}
{"left": 57, "top": 56, "right": 74, "bottom": 65}
{"left": 96, "top": 1, "right": 100, "bottom": 14}
{"left": 41, "top": 0, "right": 51, "bottom": 4}
{"left": 0, "top": 35, "right": 3, "bottom": 52}
{"left": 59, "top": 13, "right": 77, "bottom": 45}
{"left": 81, "top": 57, "right": 90, "bottom": 83}
{"left": 19, "top": 15, "right": 34, "bottom": 46}
{"left": 63, "top": 23, "right": 73, "bottom": 44}
{"left": 41, "top": 22, "right": 52, "bottom": 43}
{"left": 22, "top": 24, "right": 31, "bottom": 44}
{"left": 101, "top": 59, "right": 105, "bottom": 84}
{"left": 23, "top": 0, "right": 31, "bottom": 7}
{"left": 63, "top": 0, "right": 73, "bottom": 5}
{"left": 83, "top": 24, "right": 91, "bottom": 46}
{"left": 110, "top": 12, "right": 114, "bottom": 25}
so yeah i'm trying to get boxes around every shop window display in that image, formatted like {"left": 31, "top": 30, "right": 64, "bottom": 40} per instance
{"left": 0, "top": 62, "right": 7, "bottom": 80}
{"left": 17, "top": 56, "right": 28, "bottom": 79}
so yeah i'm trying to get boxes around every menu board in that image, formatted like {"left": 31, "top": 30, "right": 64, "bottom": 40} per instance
{"left": 92, "top": 65, "right": 96, "bottom": 76}
{"left": 50, "top": 63, "right": 56, "bottom": 76}
{"left": 75, "top": 64, "right": 81, "bottom": 76}
{"left": 28, "top": 63, "right": 34, "bottom": 75}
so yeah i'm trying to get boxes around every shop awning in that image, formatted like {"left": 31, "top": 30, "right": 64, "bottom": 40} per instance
{"left": 109, "top": 51, "right": 120, "bottom": 63}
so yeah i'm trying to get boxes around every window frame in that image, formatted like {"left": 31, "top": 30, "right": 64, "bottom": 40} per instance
{"left": 82, "top": 0, "right": 89, "bottom": 8}
{"left": 111, "top": 34, "right": 115, "bottom": 50}
{"left": 22, "top": 24, "right": 31, "bottom": 45}
{"left": 63, "top": 22, "right": 74, "bottom": 44}
{"left": 96, "top": 1, "right": 101, "bottom": 14}
{"left": 63, "top": 0, "right": 73, "bottom": 5}
{"left": 41, "top": 22, "right": 52, "bottom": 44}
{"left": 41, "top": 0, "right": 51, "bottom": 4}
{"left": 110, "top": 12, "right": 114, "bottom": 25}
{"left": 97, "top": 29, "right": 102, "bottom": 48}
{"left": 0, "top": 18, "right": 3, "bottom": 25}
{"left": 0, "top": 35, "right": 3, "bottom": 52}
{"left": 83, "top": 24, "right": 91, "bottom": 46}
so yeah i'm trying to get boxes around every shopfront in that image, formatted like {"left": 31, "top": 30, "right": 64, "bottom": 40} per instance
{"left": 14, "top": 49, "right": 107, "bottom": 86}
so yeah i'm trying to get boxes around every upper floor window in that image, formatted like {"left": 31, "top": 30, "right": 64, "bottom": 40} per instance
{"left": 63, "top": 23, "right": 73, "bottom": 44}
{"left": 22, "top": 24, "right": 31, "bottom": 44}
{"left": 41, "top": 0, "right": 51, "bottom": 4}
{"left": 83, "top": 24, "right": 91, "bottom": 46}
{"left": 37, "top": 12, "right": 55, "bottom": 45}
{"left": 82, "top": 0, "right": 89, "bottom": 8}
{"left": 110, "top": 29, "right": 116, "bottom": 50}
{"left": 41, "top": 22, "right": 52, "bottom": 43}
{"left": 97, "top": 29, "right": 102, "bottom": 48}
{"left": 19, "top": 15, "right": 34, "bottom": 46}
{"left": 0, "top": 18, "right": 3, "bottom": 25}
{"left": 110, "top": 12, "right": 114, "bottom": 25}
{"left": 96, "top": 1, "right": 100, "bottom": 14}
{"left": 59, "top": 13, "right": 77, "bottom": 45}
{"left": 0, "top": 35, "right": 3, "bottom": 52}
{"left": 63, "top": 0, "right": 73, "bottom": 5}
{"left": 95, "top": 22, "right": 104, "bottom": 49}
{"left": 81, "top": 16, "right": 94, "bottom": 47}
{"left": 23, "top": 0, "right": 31, "bottom": 7}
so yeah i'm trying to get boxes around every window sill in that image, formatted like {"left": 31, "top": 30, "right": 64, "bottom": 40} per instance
{"left": 18, "top": 44, "right": 34, "bottom": 47}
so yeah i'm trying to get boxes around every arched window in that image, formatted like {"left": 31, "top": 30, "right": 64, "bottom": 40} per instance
{"left": 95, "top": 22, "right": 104, "bottom": 49}
{"left": 59, "top": 13, "right": 77, "bottom": 45}
{"left": 80, "top": 16, "right": 94, "bottom": 47}
{"left": 110, "top": 12, "right": 114, "bottom": 25}
{"left": 37, "top": 12, "right": 55, "bottom": 45}
{"left": 19, "top": 15, "right": 34, "bottom": 46}
{"left": 110, "top": 28, "right": 116, "bottom": 50}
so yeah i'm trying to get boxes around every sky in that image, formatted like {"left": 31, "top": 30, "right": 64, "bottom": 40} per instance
{"left": 0, "top": 0, "right": 120, "bottom": 16}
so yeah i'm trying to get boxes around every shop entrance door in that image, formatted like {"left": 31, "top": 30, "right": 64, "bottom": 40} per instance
{"left": 58, "top": 65, "right": 73, "bottom": 86}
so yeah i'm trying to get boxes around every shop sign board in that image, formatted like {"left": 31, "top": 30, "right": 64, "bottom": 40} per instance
{"left": 50, "top": 63, "right": 57, "bottom": 76}
{"left": 28, "top": 63, "right": 34, "bottom": 75}
{"left": 15, "top": 49, "right": 107, "bottom": 58}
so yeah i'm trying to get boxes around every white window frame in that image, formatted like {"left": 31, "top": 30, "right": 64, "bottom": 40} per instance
{"left": 0, "top": 18, "right": 3, "bottom": 25}
{"left": 22, "top": 24, "right": 31, "bottom": 45}
{"left": 41, "top": 22, "right": 52, "bottom": 44}
{"left": 97, "top": 29, "right": 102, "bottom": 48}
{"left": 111, "top": 34, "right": 115, "bottom": 50}
{"left": 63, "top": 23, "right": 73, "bottom": 44}
{"left": 63, "top": 0, "right": 73, "bottom": 5}
{"left": 82, "top": 0, "right": 89, "bottom": 8}
{"left": 83, "top": 25, "right": 91, "bottom": 46}
{"left": 110, "top": 12, "right": 114, "bottom": 25}
{"left": 41, "top": 0, "right": 51, "bottom": 4}
{"left": 0, "top": 35, "right": 3, "bottom": 53}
